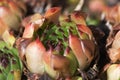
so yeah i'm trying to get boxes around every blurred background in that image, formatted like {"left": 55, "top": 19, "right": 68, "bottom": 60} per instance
{"left": 23, "top": 0, "right": 119, "bottom": 14}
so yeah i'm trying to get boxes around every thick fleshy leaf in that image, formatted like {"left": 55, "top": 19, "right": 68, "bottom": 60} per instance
{"left": 69, "top": 34, "right": 88, "bottom": 70}
{"left": 25, "top": 38, "right": 46, "bottom": 74}
{"left": 22, "top": 23, "right": 35, "bottom": 38}
{"left": 77, "top": 24, "right": 93, "bottom": 40}
{"left": 44, "top": 7, "right": 61, "bottom": 23}
{"left": 51, "top": 54, "right": 70, "bottom": 77}
{"left": 43, "top": 48, "right": 71, "bottom": 78}
{"left": 64, "top": 47, "right": 78, "bottom": 76}
{"left": 43, "top": 49, "right": 58, "bottom": 78}
{"left": 22, "top": 14, "right": 45, "bottom": 27}
{"left": 30, "top": 14, "right": 45, "bottom": 25}
{"left": 70, "top": 11, "right": 86, "bottom": 26}
{"left": 81, "top": 40, "right": 95, "bottom": 63}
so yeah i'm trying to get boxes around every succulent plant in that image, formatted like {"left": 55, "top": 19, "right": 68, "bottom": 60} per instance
{"left": 16, "top": 7, "right": 98, "bottom": 79}
{"left": 0, "top": 41, "right": 23, "bottom": 80}
{"left": 0, "top": 0, "right": 119, "bottom": 79}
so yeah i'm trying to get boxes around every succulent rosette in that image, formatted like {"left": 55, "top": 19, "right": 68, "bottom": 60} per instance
{"left": 16, "top": 7, "right": 98, "bottom": 79}
{"left": 0, "top": 41, "right": 23, "bottom": 80}
{"left": 0, "top": 0, "right": 119, "bottom": 80}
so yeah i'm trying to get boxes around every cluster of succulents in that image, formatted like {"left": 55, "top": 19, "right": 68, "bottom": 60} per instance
{"left": 0, "top": 0, "right": 120, "bottom": 80}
